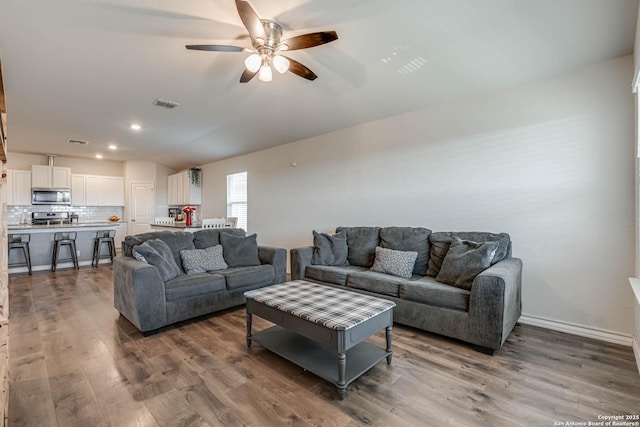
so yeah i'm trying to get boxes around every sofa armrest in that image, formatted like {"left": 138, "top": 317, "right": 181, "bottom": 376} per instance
{"left": 258, "top": 246, "right": 287, "bottom": 284}
{"left": 469, "top": 257, "right": 523, "bottom": 350}
{"left": 113, "top": 256, "right": 168, "bottom": 332}
{"left": 291, "top": 246, "right": 313, "bottom": 281}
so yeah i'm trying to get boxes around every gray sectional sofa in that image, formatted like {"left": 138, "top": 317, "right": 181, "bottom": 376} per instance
{"left": 291, "top": 226, "right": 522, "bottom": 353}
{"left": 114, "top": 229, "right": 286, "bottom": 335}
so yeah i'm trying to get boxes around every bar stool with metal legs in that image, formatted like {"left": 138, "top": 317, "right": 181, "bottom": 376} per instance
{"left": 51, "top": 231, "right": 79, "bottom": 272}
{"left": 92, "top": 229, "right": 116, "bottom": 266}
{"left": 8, "top": 234, "right": 32, "bottom": 275}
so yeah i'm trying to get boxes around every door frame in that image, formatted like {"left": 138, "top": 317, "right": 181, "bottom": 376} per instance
{"left": 129, "top": 180, "right": 155, "bottom": 235}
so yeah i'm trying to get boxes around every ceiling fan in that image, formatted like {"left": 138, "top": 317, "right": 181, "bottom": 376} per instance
{"left": 186, "top": 0, "right": 338, "bottom": 83}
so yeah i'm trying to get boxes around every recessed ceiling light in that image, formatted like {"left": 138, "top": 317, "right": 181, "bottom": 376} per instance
{"left": 95, "top": 154, "right": 103, "bottom": 159}
{"left": 108, "top": 144, "right": 117, "bottom": 150}
{"left": 130, "top": 124, "right": 141, "bottom": 131}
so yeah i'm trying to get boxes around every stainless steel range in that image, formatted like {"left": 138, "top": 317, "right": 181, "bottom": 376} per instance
{"left": 32, "top": 211, "right": 70, "bottom": 225}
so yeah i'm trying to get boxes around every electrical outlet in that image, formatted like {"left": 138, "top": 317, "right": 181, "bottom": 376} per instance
{"left": 76, "top": 250, "right": 80, "bottom": 256}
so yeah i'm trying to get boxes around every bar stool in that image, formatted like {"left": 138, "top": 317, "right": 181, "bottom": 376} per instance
{"left": 8, "top": 234, "right": 32, "bottom": 275}
{"left": 51, "top": 232, "right": 79, "bottom": 272}
{"left": 92, "top": 230, "right": 116, "bottom": 266}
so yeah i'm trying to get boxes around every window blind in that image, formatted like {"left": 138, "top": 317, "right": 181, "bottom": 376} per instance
{"left": 227, "top": 171, "right": 247, "bottom": 231}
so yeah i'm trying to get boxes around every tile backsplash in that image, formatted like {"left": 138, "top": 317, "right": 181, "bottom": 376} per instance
{"left": 8, "top": 205, "right": 124, "bottom": 225}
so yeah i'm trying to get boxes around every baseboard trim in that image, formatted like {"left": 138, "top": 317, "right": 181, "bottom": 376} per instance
{"left": 519, "top": 314, "right": 633, "bottom": 346}
{"left": 9, "top": 259, "right": 108, "bottom": 274}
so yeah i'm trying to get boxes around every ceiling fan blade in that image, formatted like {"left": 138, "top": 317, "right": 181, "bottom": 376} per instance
{"left": 240, "top": 68, "right": 257, "bottom": 83}
{"left": 283, "top": 56, "right": 318, "bottom": 81}
{"left": 235, "top": 0, "right": 266, "bottom": 45}
{"left": 186, "top": 45, "right": 249, "bottom": 52}
{"left": 280, "top": 31, "right": 338, "bottom": 51}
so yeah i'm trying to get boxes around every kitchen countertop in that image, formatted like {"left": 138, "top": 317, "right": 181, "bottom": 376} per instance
{"left": 151, "top": 222, "right": 202, "bottom": 229}
{"left": 8, "top": 221, "right": 127, "bottom": 232}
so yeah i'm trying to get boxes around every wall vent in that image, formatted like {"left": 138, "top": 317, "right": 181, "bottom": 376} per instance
{"left": 67, "top": 139, "right": 89, "bottom": 145}
{"left": 152, "top": 98, "right": 181, "bottom": 109}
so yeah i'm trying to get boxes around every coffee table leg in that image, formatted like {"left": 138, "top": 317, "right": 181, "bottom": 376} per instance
{"left": 246, "top": 312, "right": 252, "bottom": 348}
{"left": 337, "top": 352, "right": 346, "bottom": 400}
{"left": 386, "top": 325, "right": 393, "bottom": 364}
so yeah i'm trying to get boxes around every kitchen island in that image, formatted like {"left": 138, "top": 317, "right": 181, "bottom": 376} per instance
{"left": 150, "top": 221, "right": 203, "bottom": 232}
{"left": 8, "top": 222, "right": 128, "bottom": 274}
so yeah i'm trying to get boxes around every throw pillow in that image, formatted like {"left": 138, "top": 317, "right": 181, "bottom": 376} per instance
{"left": 380, "top": 227, "right": 431, "bottom": 276}
{"left": 370, "top": 246, "right": 418, "bottom": 279}
{"left": 435, "top": 237, "right": 498, "bottom": 290}
{"left": 219, "top": 232, "right": 261, "bottom": 267}
{"left": 311, "top": 230, "right": 348, "bottom": 266}
{"left": 132, "top": 239, "right": 182, "bottom": 281}
{"left": 335, "top": 226, "right": 381, "bottom": 267}
{"left": 180, "top": 244, "right": 228, "bottom": 275}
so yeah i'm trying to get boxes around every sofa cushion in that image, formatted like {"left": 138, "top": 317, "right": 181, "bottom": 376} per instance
{"left": 220, "top": 232, "right": 261, "bottom": 267}
{"left": 132, "top": 239, "right": 182, "bottom": 281}
{"left": 346, "top": 270, "right": 416, "bottom": 297}
{"left": 335, "top": 226, "right": 381, "bottom": 267}
{"left": 125, "top": 231, "right": 195, "bottom": 272}
{"left": 436, "top": 237, "right": 498, "bottom": 290}
{"left": 380, "top": 227, "right": 431, "bottom": 276}
{"left": 179, "top": 245, "right": 228, "bottom": 275}
{"left": 192, "top": 228, "right": 246, "bottom": 249}
{"left": 311, "top": 230, "right": 348, "bottom": 266}
{"left": 305, "top": 265, "right": 368, "bottom": 286}
{"left": 217, "top": 265, "right": 275, "bottom": 291}
{"left": 164, "top": 273, "right": 226, "bottom": 302}
{"left": 370, "top": 246, "right": 418, "bottom": 279}
{"left": 427, "top": 231, "right": 510, "bottom": 277}
{"left": 399, "top": 276, "right": 470, "bottom": 311}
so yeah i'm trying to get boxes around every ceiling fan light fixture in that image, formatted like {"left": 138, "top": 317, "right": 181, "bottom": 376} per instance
{"left": 258, "top": 62, "right": 272, "bottom": 82}
{"left": 244, "top": 53, "right": 262, "bottom": 73}
{"left": 272, "top": 55, "right": 290, "bottom": 74}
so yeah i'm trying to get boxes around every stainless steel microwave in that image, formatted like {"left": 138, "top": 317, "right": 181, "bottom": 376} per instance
{"left": 32, "top": 188, "right": 71, "bottom": 205}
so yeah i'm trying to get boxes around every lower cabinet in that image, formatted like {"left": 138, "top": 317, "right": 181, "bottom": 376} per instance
{"left": 113, "top": 222, "right": 128, "bottom": 252}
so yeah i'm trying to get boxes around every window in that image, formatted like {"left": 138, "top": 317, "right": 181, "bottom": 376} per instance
{"left": 227, "top": 171, "right": 247, "bottom": 231}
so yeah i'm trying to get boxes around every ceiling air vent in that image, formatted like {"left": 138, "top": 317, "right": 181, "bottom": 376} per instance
{"left": 152, "top": 98, "right": 181, "bottom": 109}
{"left": 67, "top": 138, "right": 89, "bottom": 145}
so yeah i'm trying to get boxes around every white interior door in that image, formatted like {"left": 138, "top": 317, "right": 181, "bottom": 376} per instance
{"left": 130, "top": 181, "right": 154, "bottom": 235}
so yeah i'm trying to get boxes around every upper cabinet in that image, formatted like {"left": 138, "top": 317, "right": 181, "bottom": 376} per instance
{"left": 7, "top": 170, "right": 31, "bottom": 206}
{"left": 168, "top": 169, "right": 201, "bottom": 206}
{"left": 71, "top": 174, "right": 124, "bottom": 206}
{"left": 31, "top": 165, "right": 71, "bottom": 188}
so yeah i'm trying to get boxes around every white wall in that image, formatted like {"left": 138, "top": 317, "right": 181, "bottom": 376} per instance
{"left": 201, "top": 55, "right": 636, "bottom": 337}
{"left": 7, "top": 152, "right": 123, "bottom": 176}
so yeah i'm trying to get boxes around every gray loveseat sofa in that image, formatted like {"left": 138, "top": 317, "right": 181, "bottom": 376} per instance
{"left": 114, "top": 229, "right": 286, "bottom": 335}
{"left": 291, "top": 226, "right": 522, "bottom": 353}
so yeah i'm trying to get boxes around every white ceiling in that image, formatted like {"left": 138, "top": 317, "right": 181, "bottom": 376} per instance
{"left": 0, "top": 0, "right": 637, "bottom": 170}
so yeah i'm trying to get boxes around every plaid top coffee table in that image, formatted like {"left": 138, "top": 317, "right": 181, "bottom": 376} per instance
{"left": 244, "top": 280, "right": 396, "bottom": 399}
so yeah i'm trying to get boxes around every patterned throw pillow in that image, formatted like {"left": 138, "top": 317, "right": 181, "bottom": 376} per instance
{"left": 435, "top": 237, "right": 498, "bottom": 290}
{"left": 370, "top": 246, "right": 418, "bottom": 279}
{"left": 180, "top": 245, "right": 228, "bottom": 275}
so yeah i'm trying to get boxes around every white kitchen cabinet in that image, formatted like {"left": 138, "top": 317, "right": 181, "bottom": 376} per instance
{"left": 100, "top": 176, "right": 125, "bottom": 206}
{"left": 31, "top": 165, "right": 71, "bottom": 188}
{"left": 71, "top": 174, "right": 86, "bottom": 205}
{"left": 7, "top": 170, "right": 32, "bottom": 206}
{"left": 168, "top": 169, "right": 201, "bottom": 206}
{"left": 85, "top": 175, "right": 101, "bottom": 205}
{"left": 70, "top": 174, "right": 124, "bottom": 206}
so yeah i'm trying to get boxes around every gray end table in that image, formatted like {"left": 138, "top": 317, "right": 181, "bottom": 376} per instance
{"left": 244, "top": 280, "right": 395, "bottom": 399}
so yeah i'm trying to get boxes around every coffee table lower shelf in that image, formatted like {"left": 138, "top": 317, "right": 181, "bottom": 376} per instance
{"left": 251, "top": 325, "right": 390, "bottom": 394}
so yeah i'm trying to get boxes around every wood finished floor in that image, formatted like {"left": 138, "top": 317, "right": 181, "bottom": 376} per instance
{"left": 7, "top": 266, "right": 640, "bottom": 427}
